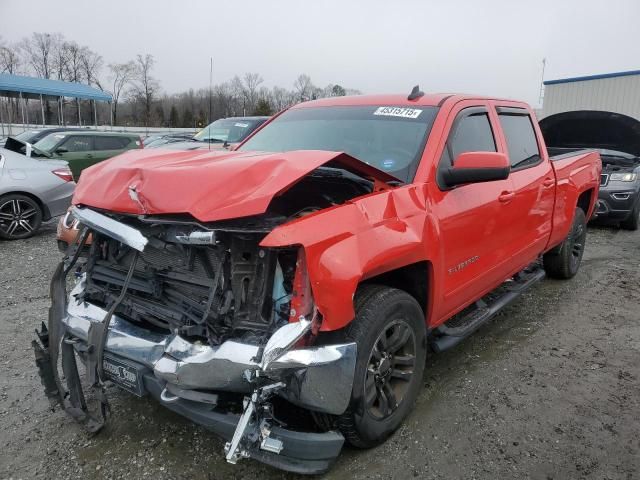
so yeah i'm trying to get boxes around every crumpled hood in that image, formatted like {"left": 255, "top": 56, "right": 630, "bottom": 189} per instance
{"left": 73, "top": 148, "right": 398, "bottom": 222}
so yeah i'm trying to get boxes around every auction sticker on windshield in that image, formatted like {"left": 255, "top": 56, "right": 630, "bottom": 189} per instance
{"left": 374, "top": 107, "right": 422, "bottom": 119}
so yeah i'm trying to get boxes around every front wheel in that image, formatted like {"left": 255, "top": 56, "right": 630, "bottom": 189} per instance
{"left": 334, "top": 285, "right": 426, "bottom": 448}
{"left": 543, "top": 207, "right": 587, "bottom": 279}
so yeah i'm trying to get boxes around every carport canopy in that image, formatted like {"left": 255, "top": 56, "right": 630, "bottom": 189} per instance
{"left": 0, "top": 73, "right": 112, "bottom": 102}
{"left": 0, "top": 73, "right": 112, "bottom": 130}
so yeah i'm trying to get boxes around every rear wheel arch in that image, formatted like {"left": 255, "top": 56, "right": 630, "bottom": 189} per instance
{"left": 576, "top": 188, "right": 594, "bottom": 217}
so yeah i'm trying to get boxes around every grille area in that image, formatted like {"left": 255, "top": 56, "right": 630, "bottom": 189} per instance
{"left": 82, "top": 231, "right": 292, "bottom": 345}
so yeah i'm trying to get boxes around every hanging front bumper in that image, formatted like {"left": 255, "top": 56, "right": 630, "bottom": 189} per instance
{"left": 37, "top": 278, "right": 358, "bottom": 474}
{"left": 63, "top": 279, "right": 357, "bottom": 415}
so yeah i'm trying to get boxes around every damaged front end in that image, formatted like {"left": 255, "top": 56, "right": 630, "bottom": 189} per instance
{"left": 34, "top": 206, "right": 357, "bottom": 474}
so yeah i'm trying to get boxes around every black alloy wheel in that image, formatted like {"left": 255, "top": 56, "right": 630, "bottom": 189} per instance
{"left": 569, "top": 220, "right": 586, "bottom": 272}
{"left": 543, "top": 207, "right": 587, "bottom": 279}
{"left": 331, "top": 285, "right": 427, "bottom": 448}
{"left": 365, "top": 319, "right": 416, "bottom": 419}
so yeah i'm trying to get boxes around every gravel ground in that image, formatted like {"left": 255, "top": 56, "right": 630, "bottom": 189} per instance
{"left": 0, "top": 222, "right": 639, "bottom": 480}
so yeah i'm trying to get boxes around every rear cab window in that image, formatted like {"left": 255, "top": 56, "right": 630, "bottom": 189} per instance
{"left": 94, "top": 136, "right": 129, "bottom": 150}
{"left": 497, "top": 108, "right": 541, "bottom": 169}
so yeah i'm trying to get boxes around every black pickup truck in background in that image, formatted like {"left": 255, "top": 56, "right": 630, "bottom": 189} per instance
{"left": 541, "top": 110, "right": 640, "bottom": 230}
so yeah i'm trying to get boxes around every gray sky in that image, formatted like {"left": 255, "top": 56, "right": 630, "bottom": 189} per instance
{"left": 1, "top": 0, "right": 638, "bottom": 106}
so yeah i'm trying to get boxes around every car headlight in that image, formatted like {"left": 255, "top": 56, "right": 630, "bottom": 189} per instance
{"left": 610, "top": 173, "right": 637, "bottom": 182}
{"left": 62, "top": 210, "right": 77, "bottom": 229}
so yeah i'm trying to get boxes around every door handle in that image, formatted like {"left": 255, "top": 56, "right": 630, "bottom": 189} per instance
{"left": 542, "top": 177, "right": 555, "bottom": 188}
{"left": 498, "top": 191, "right": 515, "bottom": 203}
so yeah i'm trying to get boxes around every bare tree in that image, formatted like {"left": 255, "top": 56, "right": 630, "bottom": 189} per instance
{"left": 80, "top": 47, "right": 103, "bottom": 89}
{"left": 0, "top": 42, "right": 22, "bottom": 74}
{"left": 293, "top": 74, "right": 314, "bottom": 102}
{"left": 131, "top": 54, "right": 159, "bottom": 127}
{"left": 243, "top": 72, "right": 263, "bottom": 112}
{"left": 58, "top": 41, "right": 82, "bottom": 82}
{"left": 19, "top": 33, "right": 66, "bottom": 123}
{"left": 20, "top": 32, "right": 63, "bottom": 79}
{"left": 108, "top": 61, "right": 135, "bottom": 125}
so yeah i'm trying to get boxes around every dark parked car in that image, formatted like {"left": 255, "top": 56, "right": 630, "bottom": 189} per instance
{"left": 5, "top": 127, "right": 88, "bottom": 146}
{"left": 541, "top": 110, "right": 640, "bottom": 230}
{"left": 31, "top": 131, "right": 142, "bottom": 180}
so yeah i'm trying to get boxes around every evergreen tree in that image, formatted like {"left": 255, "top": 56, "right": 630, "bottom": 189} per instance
{"left": 154, "top": 105, "right": 165, "bottom": 126}
{"left": 182, "top": 109, "right": 194, "bottom": 128}
{"left": 253, "top": 98, "right": 273, "bottom": 116}
{"left": 169, "top": 105, "right": 179, "bottom": 127}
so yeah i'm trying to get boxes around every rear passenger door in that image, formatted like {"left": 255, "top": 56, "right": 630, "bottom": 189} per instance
{"left": 495, "top": 107, "right": 555, "bottom": 262}
{"left": 92, "top": 135, "right": 129, "bottom": 161}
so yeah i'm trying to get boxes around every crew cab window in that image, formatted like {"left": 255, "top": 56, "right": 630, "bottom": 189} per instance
{"left": 498, "top": 113, "right": 540, "bottom": 169}
{"left": 450, "top": 113, "right": 496, "bottom": 160}
{"left": 61, "top": 136, "right": 92, "bottom": 152}
{"left": 94, "top": 136, "right": 127, "bottom": 150}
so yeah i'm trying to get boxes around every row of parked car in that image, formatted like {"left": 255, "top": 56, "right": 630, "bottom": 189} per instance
{"left": 0, "top": 116, "right": 268, "bottom": 240}
{"left": 2, "top": 109, "right": 640, "bottom": 243}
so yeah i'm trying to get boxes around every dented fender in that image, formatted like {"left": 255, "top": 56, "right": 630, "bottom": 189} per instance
{"left": 261, "top": 183, "right": 438, "bottom": 331}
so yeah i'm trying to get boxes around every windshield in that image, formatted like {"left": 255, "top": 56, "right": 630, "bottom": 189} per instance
{"left": 238, "top": 106, "right": 438, "bottom": 182}
{"left": 194, "top": 119, "right": 263, "bottom": 143}
{"left": 34, "top": 134, "right": 66, "bottom": 152}
{"left": 14, "top": 130, "right": 41, "bottom": 142}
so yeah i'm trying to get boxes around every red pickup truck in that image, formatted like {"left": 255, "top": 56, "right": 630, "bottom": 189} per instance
{"left": 35, "top": 90, "right": 601, "bottom": 474}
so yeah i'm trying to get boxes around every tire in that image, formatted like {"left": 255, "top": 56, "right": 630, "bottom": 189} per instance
{"left": 543, "top": 207, "right": 587, "bottom": 279}
{"left": 0, "top": 194, "right": 43, "bottom": 240}
{"left": 620, "top": 198, "right": 640, "bottom": 231}
{"left": 334, "top": 285, "right": 426, "bottom": 448}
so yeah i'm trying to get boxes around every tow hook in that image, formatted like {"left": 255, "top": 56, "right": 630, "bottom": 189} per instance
{"left": 224, "top": 381, "right": 285, "bottom": 464}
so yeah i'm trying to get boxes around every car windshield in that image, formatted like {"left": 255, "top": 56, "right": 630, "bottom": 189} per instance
{"left": 34, "top": 134, "right": 66, "bottom": 152}
{"left": 143, "top": 135, "right": 163, "bottom": 146}
{"left": 194, "top": 119, "right": 262, "bottom": 143}
{"left": 238, "top": 106, "right": 438, "bottom": 182}
{"left": 14, "top": 130, "right": 41, "bottom": 142}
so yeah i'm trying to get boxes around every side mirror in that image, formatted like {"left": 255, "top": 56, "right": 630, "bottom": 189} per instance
{"left": 442, "top": 151, "right": 510, "bottom": 187}
{"left": 55, "top": 147, "right": 69, "bottom": 155}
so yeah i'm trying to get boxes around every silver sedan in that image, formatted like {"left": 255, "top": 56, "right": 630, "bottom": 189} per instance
{"left": 0, "top": 148, "right": 75, "bottom": 240}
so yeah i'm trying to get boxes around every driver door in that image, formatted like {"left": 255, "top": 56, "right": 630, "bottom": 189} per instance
{"left": 430, "top": 103, "right": 518, "bottom": 322}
